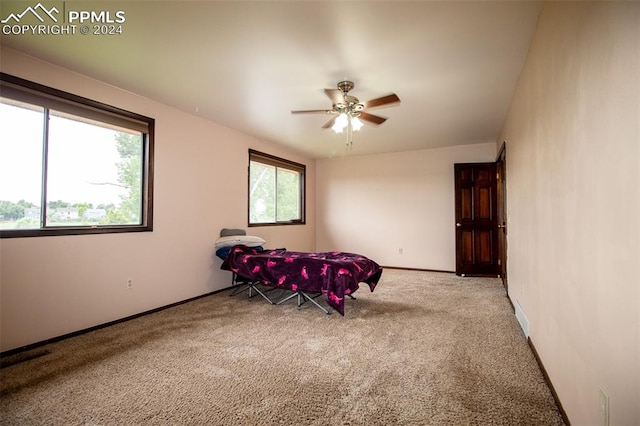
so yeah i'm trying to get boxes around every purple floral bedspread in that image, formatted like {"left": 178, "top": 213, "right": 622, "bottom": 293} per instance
{"left": 220, "top": 245, "right": 383, "bottom": 315}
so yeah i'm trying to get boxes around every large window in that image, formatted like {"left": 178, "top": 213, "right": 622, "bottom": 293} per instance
{"left": 0, "top": 73, "right": 154, "bottom": 238}
{"left": 248, "top": 150, "right": 305, "bottom": 226}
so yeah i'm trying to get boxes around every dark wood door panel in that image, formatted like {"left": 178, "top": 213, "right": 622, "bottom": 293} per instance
{"left": 461, "top": 230, "right": 473, "bottom": 263}
{"left": 461, "top": 187, "right": 473, "bottom": 220}
{"left": 455, "top": 163, "right": 499, "bottom": 276}
{"left": 458, "top": 229, "right": 497, "bottom": 272}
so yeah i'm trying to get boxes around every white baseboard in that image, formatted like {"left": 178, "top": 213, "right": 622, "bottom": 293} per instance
{"left": 514, "top": 299, "right": 530, "bottom": 338}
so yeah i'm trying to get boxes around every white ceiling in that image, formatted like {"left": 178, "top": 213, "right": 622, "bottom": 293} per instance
{"left": 1, "top": 1, "right": 542, "bottom": 158}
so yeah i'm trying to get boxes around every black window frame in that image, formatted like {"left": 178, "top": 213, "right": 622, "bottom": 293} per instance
{"left": 248, "top": 149, "right": 305, "bottom": 227}
{"left": 0, "top": 73, "right": 154, "bottom": 238}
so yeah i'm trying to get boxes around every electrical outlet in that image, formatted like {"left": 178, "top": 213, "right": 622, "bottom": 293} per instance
{"left": 126, "top": 279, "right": 133, "bottom": 289}
{"left": 398, "top": 248, "right": 403, "bottom": 254}
{"left": 599, "top": 387, "right": 609, "bottom": 426}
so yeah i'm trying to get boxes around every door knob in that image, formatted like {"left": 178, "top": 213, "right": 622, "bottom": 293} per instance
{"left": 456, "top": 223, "right": 462, "bottom": 227}
{"left": 498, "top": 223, "right": 506, "bottom": 229}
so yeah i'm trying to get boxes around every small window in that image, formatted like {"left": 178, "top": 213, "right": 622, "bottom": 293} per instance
{"left": 0, "top": 73, "right": 154, "bottom": 238}
{"left": 248, "top": 150, "right": 305, "bottom": 226}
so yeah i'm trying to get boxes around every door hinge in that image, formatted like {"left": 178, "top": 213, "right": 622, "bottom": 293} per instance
{"left": 498, "top": 259, "right": 502, "bottom": 266}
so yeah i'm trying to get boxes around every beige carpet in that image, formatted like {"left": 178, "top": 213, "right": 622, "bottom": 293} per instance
{"left": 0, "top": 269, "right": 565, "bottom": 425}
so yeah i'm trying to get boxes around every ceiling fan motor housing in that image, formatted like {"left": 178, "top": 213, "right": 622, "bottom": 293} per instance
{"left": 335, "top": 81, "right": 363, "bottom": 115}
{"left": 335, "top": 95, "right": 364, "bottom": 115}
{"left": 337, "top": 80, "right": 355, "bottom": 94}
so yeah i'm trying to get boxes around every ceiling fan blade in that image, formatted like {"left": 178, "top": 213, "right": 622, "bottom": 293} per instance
{"left": 363, "top": 93, "right": 401, "bottom": 109}
{"left": 291, "top": 109, "right": 332, "bottom": 114}
{"left": 324, "top": 88, "right": 344, "bottom": 105}
{"left": 359, "top": 111, "right": 387, "bottom": 125}
{"left": 321, "top": 116, "right": 337, "bottom": 129}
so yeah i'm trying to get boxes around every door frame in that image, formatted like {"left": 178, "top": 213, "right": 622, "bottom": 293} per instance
{"left": 496, "top": 142, "right": 508, "bottom": 290}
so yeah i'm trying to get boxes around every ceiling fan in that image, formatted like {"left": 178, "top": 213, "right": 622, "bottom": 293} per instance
{"left": 291, "top": 80, "right": 400, "bottom": 136}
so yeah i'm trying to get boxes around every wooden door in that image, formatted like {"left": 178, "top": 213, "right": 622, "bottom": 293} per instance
{"left": 496, "top": 144, "right": 508, "bottom": 289}
{"left": 454, "top": 163, "right": 499, "bottom": 276}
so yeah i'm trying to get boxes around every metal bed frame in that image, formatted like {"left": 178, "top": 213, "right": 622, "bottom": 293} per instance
{"left": 228, "top": 272, "right": 276, "bottom": 304}
{"left": 229, "top": 272, "right": 356, "bottom": 315}
{"left": 276, "top": 290, "right": 332, "bottom": 315}
{"left": 221, "top": 244, "right": 361, "bottom": 315}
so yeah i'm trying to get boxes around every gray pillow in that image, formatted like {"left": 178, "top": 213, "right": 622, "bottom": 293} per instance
{"left": 220, "top": 228, "right": 246, "bottom": 237}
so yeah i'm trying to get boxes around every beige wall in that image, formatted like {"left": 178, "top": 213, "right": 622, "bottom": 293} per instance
{"left": 0, "top": 47, "right": 316, "bottom": 352}
{"left": 499, "top": 2, "right": 639, "bottom": 425}
{"left": 3, "top": 2, "right": 639, "bottom": 423}
{"left": 316, "top": 143, "right": 496, "bottom": 271}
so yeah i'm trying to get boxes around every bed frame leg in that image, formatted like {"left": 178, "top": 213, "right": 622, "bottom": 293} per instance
{"left": 228, "top": 273, "right": 274, "bottom": 304}
{"left": 276, "top": 291, "right": 331, "bottom": 315}
{"left": 298, "top": 291, "right": 331, "bottom": 315}
{"left": 248, "top": 284, "right": 274, "bottom": 304}
{"left": 276, "top": 292, "right": 299, "bottom": 305}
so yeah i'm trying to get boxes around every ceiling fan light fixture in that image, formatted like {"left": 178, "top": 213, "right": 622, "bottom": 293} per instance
{"left": 351, "top": 116, "right": 364, "bottom": 131}
{"left": 332, "top": 113, "right": 349, "bottom": 133}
